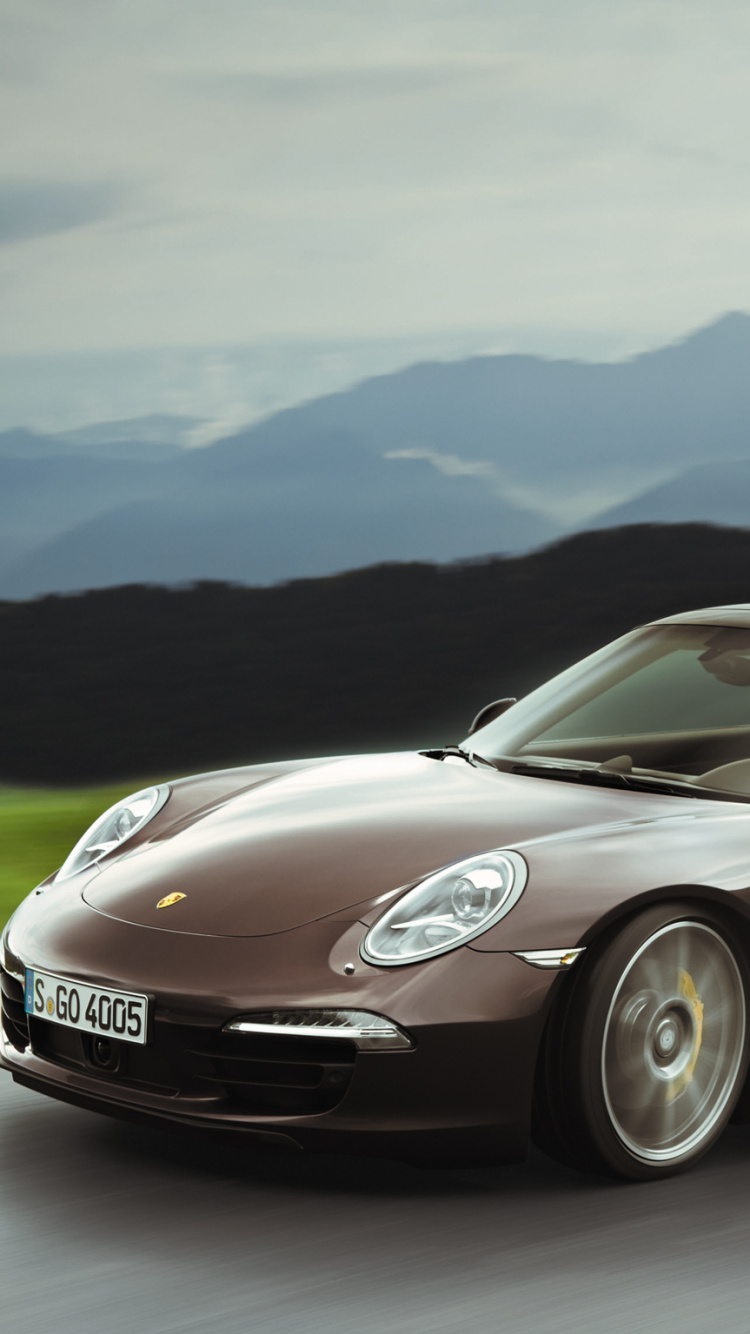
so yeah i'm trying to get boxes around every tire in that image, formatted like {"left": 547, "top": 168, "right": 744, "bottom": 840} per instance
{"left": 532, "top": 902, "right": 750, "bottom": 1180}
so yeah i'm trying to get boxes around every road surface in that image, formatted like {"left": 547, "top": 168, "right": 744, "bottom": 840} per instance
{"left": 1, "top": 1075, "right": 749, "bottom": 1333}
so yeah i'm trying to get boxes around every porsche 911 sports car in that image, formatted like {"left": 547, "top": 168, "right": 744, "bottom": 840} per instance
{"left": 6, "top": 603, "right": 750, "bottom": 1180}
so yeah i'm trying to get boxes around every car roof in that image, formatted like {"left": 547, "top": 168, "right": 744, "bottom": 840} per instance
{"left": 649, "top": 604, "right": 750, "bottom": 628}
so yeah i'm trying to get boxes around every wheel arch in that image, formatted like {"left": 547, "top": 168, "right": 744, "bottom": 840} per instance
{"left": 531, "top": 883, "right": 750, "bottom": 1165}
{"left": 578, "top": 881, "right": 750, "bottom": 953}
{"left": 535, "top": 882, "right": 750, "bottom": 1057}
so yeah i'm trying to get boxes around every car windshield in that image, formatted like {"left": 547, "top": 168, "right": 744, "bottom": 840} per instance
{"left": 465, "top": 623, "right": 750, "bottom": 793}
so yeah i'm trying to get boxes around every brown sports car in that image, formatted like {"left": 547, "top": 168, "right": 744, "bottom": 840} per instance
{"left": 5, "top": 603, "right": 750, "bottom": 1180}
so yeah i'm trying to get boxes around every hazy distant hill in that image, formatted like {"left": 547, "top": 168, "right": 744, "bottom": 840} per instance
{"left": 0, "top": 437, "right": 555, "bottom": 598}
{"left": 0, "top": 415, "right": 198, "bottom": 463}
{"left": 2, "top": 313, "right": 750, "bottom": 596}
{"left": 583, "top": 460, "right": 750, "bottom": 530}
{"left": 0, "top": 453, "right": 167, "bottom": 573}
{"left": 176, "top": 311, "right": 750, "bottom": 523}
{"left": 0, "top": 428, "right": 70, "bottom": 459}
{"left": 55, "top": 413, "right": 203, "bottom": 450}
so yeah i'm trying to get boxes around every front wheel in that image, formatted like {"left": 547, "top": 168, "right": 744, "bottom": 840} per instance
{"left": 534, "top": 904, "right": 749, "bottom": 1179}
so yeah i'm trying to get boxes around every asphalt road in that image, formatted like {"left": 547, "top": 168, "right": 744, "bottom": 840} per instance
{"left": 2, "top": 1075, "right": 750, "bottom": 1334}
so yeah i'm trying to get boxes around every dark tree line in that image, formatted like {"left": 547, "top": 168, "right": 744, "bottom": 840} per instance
{"left": 3, "top": 523, "right": 750, "bottom": 784}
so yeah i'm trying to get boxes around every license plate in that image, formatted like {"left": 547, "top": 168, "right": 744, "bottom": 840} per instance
{"left": 24, "top": 968, "right": 149, "bottom": 1046}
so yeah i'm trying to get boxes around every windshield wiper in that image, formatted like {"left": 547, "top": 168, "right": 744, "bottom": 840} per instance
{"left": 509, "top": 760, "right": 632, "bottom": 790}
{"left": 503, "top": 758, "right": 750, "bottom": 803}
{"left": 422, "top": 745, "right": 498, "bottom": 771}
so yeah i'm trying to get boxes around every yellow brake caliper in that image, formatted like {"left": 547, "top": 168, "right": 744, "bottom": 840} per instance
{"left": 666, "top": 969, "right": 704, "bottom": 1102}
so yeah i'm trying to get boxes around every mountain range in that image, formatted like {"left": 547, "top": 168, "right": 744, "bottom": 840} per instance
{"left": 1, "top": 312, "right": 750, "bottom": 599}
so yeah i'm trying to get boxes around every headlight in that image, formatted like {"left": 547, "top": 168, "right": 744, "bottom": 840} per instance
{"left": 56, "top": 786, "right": 169, "bottom": 881}
{"left": 361, "top": 849, "right": 527, "bottom": 966}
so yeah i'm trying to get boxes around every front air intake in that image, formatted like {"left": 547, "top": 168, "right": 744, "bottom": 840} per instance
{"left": 1, "top": 967, "right": 30, "bottom": 1052}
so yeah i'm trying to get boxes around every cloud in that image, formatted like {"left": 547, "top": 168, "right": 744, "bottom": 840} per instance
{"left": 385, "top": 447, "right": 495, "bottom": 477}
{"left": 0, "top": 180, "right": 123, "bottom": 246}
{"left": 3, "top": 1, "right": 750, "bottom": 358}
{"left": 384, "top": 446, "right": 613, "bottom": 524}
{"left": 183, "top": 55, "right": 512, "bottom": 107}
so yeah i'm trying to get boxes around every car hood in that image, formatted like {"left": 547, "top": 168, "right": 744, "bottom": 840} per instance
{"left": 81, "top": 751, "right": 710, "bottom": 937}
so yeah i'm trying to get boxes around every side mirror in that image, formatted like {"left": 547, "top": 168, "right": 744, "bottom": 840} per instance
{"left": 467, "top": 697, "right": 517, "bottom": 736}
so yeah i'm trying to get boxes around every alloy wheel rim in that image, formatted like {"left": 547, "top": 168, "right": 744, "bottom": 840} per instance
{"left": 601, "top": 921, "right": 746, "bottom": 1163}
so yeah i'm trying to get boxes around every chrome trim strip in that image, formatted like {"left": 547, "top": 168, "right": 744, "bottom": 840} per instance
{"left": 224, "top": 1020, "right": 413, "bottom": 1051}
{"left": 512, "top": 948, "right": 585, "bottom": 970}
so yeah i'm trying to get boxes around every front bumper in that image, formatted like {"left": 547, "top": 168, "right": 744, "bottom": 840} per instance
{"left": 1, "top": 897, "right": 560, "bottom": 1166}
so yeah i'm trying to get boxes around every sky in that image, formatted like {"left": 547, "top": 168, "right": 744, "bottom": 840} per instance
{"left": 2, "top": 0, "right": 750, "bottom": 427}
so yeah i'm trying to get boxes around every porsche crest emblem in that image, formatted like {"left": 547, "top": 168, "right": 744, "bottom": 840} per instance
{"left": 157, "top": 892, "right": 187, "bottom": 909}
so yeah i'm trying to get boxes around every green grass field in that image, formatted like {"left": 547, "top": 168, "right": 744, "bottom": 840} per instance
{"left": 0, "top": 783, "right": 151, "bottom": 928}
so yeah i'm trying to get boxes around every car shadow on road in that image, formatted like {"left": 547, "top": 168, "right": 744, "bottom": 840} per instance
{"left": 6, "top": 1074, "right": 750, "bottom": 1206}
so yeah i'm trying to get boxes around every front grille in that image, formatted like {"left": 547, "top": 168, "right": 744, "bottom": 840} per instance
{"left": 1, "top": 967, "right": 30, "bottom": 1052}
{"left": 24, "top": 1010, "right": 356, "bottom": 1115}
{"left": 190, "top": 1030, "right": 357, "bottom": 1114}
